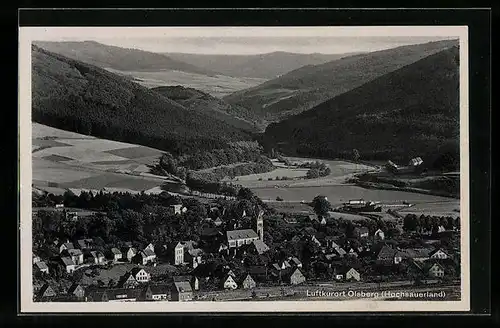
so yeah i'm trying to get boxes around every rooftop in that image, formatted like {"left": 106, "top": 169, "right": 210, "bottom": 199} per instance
{"left": 227, "top": 229, "right": 259, "bottom": 241}
{"left": 173, "top": 281, "right": 193, "bottom": 293}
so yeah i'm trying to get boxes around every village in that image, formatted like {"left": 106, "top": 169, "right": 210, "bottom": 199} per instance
{"left": 32, "top": 188, "right": 461, "bottom": 302}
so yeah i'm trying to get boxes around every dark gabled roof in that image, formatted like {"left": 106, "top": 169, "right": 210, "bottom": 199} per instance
{"left": 252, "top": 240, "right": 270, "bottom": 255}
{"left": 143, "top": 249, "right": 156, "bottom": 257}
{"left": 149, "top": 284, "right": 169, "bottom": 295}
{"left": 226, "top": 229, "right": 258, "bottom": 241}
{"left": 376, "top": 245, "right": 396, "bottom": 259}
{"left": 68, "top": 283, "right": 84, "bottom": 295}
{"left": 173, "top": 281, "right": 193, "bottom": 294}
{"left": 67, "top": 248, "right": 83, "bottom": 256}
{"left": 61, "top": 242, "right": 75, "bottom": 250}
{"left": 248, "top": 265, "right": 267, "bottom": 275}
{"left": 131, "top": 267, "right": 148, "bottom": 276}
{"left": 38, "top": 283, "right": 56, "bottom": 297}
{"left": 110, "top": 248, "right": 122, "bottom": 255}
{"left": 61, "top": 256, "right": 75, "bottom": 266}
{"left": 428, "top": 248, "right": 449, "bottom": 257}
{"left": 404, "top": 248, "right": 432, "bottom": 258}
{"left": 289, "top": 257, "right": 302, "bottom": 265}
{"left": 35, "top": 261, "right": 48, "bottom": 270}
{"left": 107, "top": 288, "right": 139, "bottom": 300}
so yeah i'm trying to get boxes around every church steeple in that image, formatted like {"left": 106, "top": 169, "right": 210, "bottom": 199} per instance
{"left": 256, "top": 209, "right": 264, "bottom": 241}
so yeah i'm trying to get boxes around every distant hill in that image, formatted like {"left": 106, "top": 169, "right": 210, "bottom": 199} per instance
{"left": 165, "top": 51, "right": 361, "bottom": 79}
{"left": 224, "top": 40, "right": 459, "bottom": 122}
{"left": 151, "top": 85, "right": 265, "bottom": 133}
{"left": 263, "top": 46, "right": 460, "bottom": 168}
{"left": 32, "top": 45, "right": 252, "bottom": 156}
{"left": 33, "top": 40, "right": 216, "bottom": 76}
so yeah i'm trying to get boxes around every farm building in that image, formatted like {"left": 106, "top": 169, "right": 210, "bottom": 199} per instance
{"left": 285, "top": 268, "right": 306, "bottom": 285}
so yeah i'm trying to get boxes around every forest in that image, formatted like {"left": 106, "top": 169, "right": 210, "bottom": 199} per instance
{"left": 32, "top": 45, "right": 253, "bottom": 156}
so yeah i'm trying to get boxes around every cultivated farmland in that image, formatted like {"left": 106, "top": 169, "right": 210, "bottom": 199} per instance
{"left": 32, "top": 123, "right": 178, "bottom": 194}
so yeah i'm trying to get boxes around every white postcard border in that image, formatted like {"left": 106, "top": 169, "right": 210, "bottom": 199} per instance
{"left": 19, "top": 25, "right": 470, "bottom": 313}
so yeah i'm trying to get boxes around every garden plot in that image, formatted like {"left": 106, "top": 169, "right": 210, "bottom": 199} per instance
{"left": 33, "top": 146, "right": 129, "bottom": 163}
{"left": 56, "top": 138, "right": 136, "bottom": 152}
{"left": 106, "top": 146, "right": 163, "bottom": 159}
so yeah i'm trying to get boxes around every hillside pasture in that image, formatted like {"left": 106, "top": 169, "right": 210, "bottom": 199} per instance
{"left": 32, "top": 124, "right": 176, "bottom": 194}
{"left": 104, "top": 68, "right": 267, "bottom": 98}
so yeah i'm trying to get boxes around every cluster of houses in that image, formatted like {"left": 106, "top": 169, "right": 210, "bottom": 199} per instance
{"left": 35, "top": 276, "right": 198, "bottom": 303}
{"left": 33, "top": 239, "right": 159, "bottom": 275}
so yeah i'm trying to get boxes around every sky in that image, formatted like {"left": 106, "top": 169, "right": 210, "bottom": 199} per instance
{"left": 24, "top": 27, "right": 462, "bottom": 55}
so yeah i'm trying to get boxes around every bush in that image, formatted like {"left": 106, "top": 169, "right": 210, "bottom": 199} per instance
{"left": 276, "top": 196, "right": 284, "bottom": 201}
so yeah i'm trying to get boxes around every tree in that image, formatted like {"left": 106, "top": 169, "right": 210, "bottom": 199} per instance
{"left": 306, "top": 168, "right": 320, "bottom": 179}
{"left": 353, "top": 149, "right": 361, "bottom": 162}
{"left": 237, "top": 188, "right": 255, "bottom": 201}
{"left": 311, "top": 195, "right": 331, "bottom": 217}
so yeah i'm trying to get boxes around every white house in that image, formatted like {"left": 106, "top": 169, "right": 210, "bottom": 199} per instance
{"left": 223, "top": 275, "right": 238, "bottom": 290}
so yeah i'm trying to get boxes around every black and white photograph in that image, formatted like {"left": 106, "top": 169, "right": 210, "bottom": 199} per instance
{"left": 19, "top": 25, "right": 469, "bottom": 312}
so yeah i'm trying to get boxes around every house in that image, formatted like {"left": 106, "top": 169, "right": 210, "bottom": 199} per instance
{"left": 218, "top": 243, "right": 229, "bottom": 254}
{"left": 248, "top": 265, "right": 268, "bottom": 281}
{"left": 133, "top": 251, "right": 149, "bottom": 265}
{"left": 171, "top": 281, "right": 193, "bottom": 301}
{"left": 324, "top": 236, "right": 340, "bottom": 249}
{"left": 86, "top": 290, "right": 109, "bottom": 302}
{"left": 65, "top": 248, "right": 84, "bottom": 265}
{"left": 354, "top": 227, "right": 370, "bottom": 238}
{"left": 393, "top": 250, "right": 408, "bottom": 264}
{"left": 222, "top": 274, "right": 238, "bottom": 290}
{"left": 347, "top": 248, "right": 359, "bottom": 258}
{"left": 241, "top": 274, "right": 257, "bottom": 289}
{"left": 311, "top": 235, "right": 322, "bottom": 247}
{"left": 67, "top": 284, "right": 85, "bottom": 299}
{"left": 333, "top": 246, "right": 347, "bottom": 258}
{"left": 107, "top": 288, "right": 139, "bottom": 302}
{"left": 285, "top": 268, "right": 306, "bottom": 285}
{"left": 141, "top": 285, "right": 169, "bottom": 301}
{"left": 77, "top": 238, "right": 94, "bottom": 250}
{"left": 59, "top": 242, "right": 75, "bottom": 254}
{"left": 33, "top": 254, "right": 41, "bottom": 264}
{"left": 374, "top": 229, "right": 385, "bottom": 240}
{"left": 34, "top": 261, "right": 49, "bottom": 274}
{"left": 61, "top": 256, "right": 76, "bottom": 273}
{"left": 118, "top": 273, "right": 139, "bottom": 289}
{"left": 426, "top": 262, "right": 446, "bottom": 278}
{"left": 271, "top": 263, "right": 282, "bottom": 272}
{"left": 142, "top": 247, "right": 157, "bottom": 263}
{"left": 320, "top": 217, "right": 327, "bottom": 225}
{"left": 289, "top": 257, "right": 302, "bottom": 268}
{"left": 89, "top": 251, "right": 106, "bottom": 265}
{"left": 185, "top": 248, "right": 203, "bottom": 269}
{"left": 404, "top": 248, "right": 431, "bottom": 262}
{"left": 170, "top": 204, "right": 186, "bottom": 215}
{"left": 109, "top": 248, "right": 123, "bottom": 262}
{"left": 123, "top": 247, "right": 137, "bottom": 262}
{"left": 345, "top": 267, "right": 361, "bottom": 282}
{"left": 37, "top": 283, "right": 57, "bottom": 299}
{"left": 437, "top": 225, "right": 446, "bottom": 233}
{"left": 375, "top": 245, "right": 396, "bottom": 263}
{"left": 252, "top": 239, "right": 270, "bottom": 255}
{"left": 131, "top": 267, "right": 150, "bottom": 283}
{"left": 429, "top": 248, "right": 449, "bottom": 260}
{"left": 174, "top": 242, "right": 185, "bottom": 265}
{"left": 214, "top": 217, "right": 223, "bottom": 226}
{"left": 227, "top": 229, "right": 259, "bottom": 248}
{"left": 144, "top": 243, "right": 155, "bottom": 253}
{"left": 280, "top": 260, "right": 292, "bottom": 270}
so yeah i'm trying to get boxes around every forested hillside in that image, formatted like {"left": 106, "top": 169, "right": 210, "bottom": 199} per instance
{"left": 224, "top": 40, "right": 459, "bottom": 122}
{"left": 165, "top": 51, "right": 361, "bottom": 79}
{"left": 32, "top": 45, "right": 252, "bottom": 156}
{"left": 263, "top": 46, "right": 460, "bottom": 168}
{"left": 152, "top": 86, "right": 264, "bottom": 133}
{"left": 33, "top": 41, "right": 215, "bottom": 75}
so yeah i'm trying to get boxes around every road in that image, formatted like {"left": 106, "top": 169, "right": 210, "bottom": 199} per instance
{"left": 194, "top": 279, "right": 460, "bottom": 302}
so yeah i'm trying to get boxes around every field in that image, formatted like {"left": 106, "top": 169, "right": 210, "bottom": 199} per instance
{"left": 104, "top": 68, "right": 267, "bottom": 98}
{"left": 32, "top": 123, "right": 178, "bottom": 195}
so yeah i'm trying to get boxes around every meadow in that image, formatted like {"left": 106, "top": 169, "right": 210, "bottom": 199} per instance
{"left": 32, "top": 123, "right": 176, "bottom": 195}
{"left": 104, "top": 68, "right": 267, "bottom": 98}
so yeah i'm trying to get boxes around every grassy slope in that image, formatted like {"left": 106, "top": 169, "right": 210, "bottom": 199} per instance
{"left": 224, "top": 40, "right": 459, "bottom": 121}
{"left": 151, "top": 85, "right": 264, "bottom": 132}
{"left": 33, "top": 40, "right": 216, "bottom": 76}
{"left": 32, "top": 45, "right": 252, "bottom": 156}
{"left": 165, "top": 51, "right": 362, "bottom": 79}
{"left": 263, "top": 46, "right": 460, "bottom": 165}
